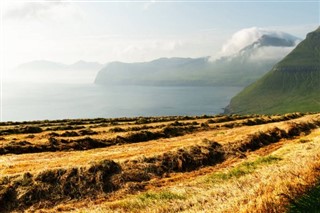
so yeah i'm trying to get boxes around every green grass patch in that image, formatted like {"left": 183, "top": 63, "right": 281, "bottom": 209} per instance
{"left": 207, "top": 155, "right": 282, "bottom": 183}
{"left": 137, "top": 191, "right": 186, "bottom": 202}
{"left": 110, "top": 190, "right": 186, "bottom": 211}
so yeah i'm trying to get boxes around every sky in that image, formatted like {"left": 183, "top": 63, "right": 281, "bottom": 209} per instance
{"left": 1, "top": 0, "right": 319, "bottom": 70}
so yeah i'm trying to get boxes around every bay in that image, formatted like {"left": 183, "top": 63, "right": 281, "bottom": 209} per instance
{"left": 1, "top": 83, "right": 243, "bottom": 121}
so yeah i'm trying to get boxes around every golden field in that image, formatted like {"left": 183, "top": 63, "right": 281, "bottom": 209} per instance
{"left": 0, "top": 113, "right": 320, "bottom": 212}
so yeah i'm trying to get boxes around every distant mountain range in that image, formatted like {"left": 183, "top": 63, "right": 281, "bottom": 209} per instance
{"left": 7, "top": 60, "right": 104, "bottom": 83}
{"left": 225, "top": 27, "right": 320, "bottom": 114}
{"left": 95, "top": 29, "right": 300, "bottom": 87}
{"left": 95, "top": 57, "right": 211, "bottom": 86}
{"left": 8, "top": 28, "right": 301, "bottom": 87}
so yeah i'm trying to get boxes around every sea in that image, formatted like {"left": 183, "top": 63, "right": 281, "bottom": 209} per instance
{"left": 1, "top": 83, "right": 243, "bottom": 121}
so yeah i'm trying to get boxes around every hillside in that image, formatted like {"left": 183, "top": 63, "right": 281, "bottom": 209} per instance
{"left": 94, "top": 29, "right": 299, "bottom": 87}
{"left": 0, "top": 113, "right": 320, "bottom": 212}
{"left": 225, "top": 27, "right": 320, "bottom": 114}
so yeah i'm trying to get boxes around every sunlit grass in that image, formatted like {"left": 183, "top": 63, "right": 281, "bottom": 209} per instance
{"left": 206, "top": 155, "right": 282, "bottom": 182}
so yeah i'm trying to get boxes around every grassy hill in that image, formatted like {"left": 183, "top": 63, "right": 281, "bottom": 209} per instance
{"left": 0, "top": 113, "right": 320, "bottom": 212}
{"left": 226, "top": 27, "right": 320, "bottom": 114}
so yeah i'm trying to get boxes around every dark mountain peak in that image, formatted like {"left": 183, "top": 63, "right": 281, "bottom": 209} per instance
{"left": 258, "top": 34, "right": 297, "bottom": 47}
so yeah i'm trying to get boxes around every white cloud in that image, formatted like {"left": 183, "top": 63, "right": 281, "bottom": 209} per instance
{"left": 219, "top": 27, "right": 263, "bottom": 57}
{"left": 213, "top": 27, "right": 300, "bottom": 61}
{"left": 248, "top": 46, "right": 295, "bottom": 62}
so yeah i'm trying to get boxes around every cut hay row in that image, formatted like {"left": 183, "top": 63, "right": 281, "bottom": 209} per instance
{"left": 1, "top": 117, "right": 318, "bottom": 212}
{"left": 229, "top": 120, "right": 320, "bottom": 153}
{"left": 0, "top": 125, "right": 197, "bottom": 155}
{"left": 0, "top": 113, "right": 306, "bottom": 155}
{"left": 0, "top": 112, "right": 306, "bottom": 138}
{"left": 100, "top": 130, "right": 320, "bottom": 213}
{"left": 0, "top": 114, "right": 221, "bottom": 129}
{"left": 0, "top": 141, "right": 224, "bottom": 212}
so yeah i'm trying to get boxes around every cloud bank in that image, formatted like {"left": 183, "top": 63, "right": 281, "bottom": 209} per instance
{"left": 213, "top": 27, "right": 301, "bottom": 61}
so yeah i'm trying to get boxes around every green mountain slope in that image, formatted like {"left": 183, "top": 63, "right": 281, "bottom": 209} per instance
{"left": 226, "top": 27, "right": 320, "bottom": 114}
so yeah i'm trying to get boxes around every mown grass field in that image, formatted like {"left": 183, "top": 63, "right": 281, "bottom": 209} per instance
{"left": 0, "top": 112, "right": 320, "bottom": 212}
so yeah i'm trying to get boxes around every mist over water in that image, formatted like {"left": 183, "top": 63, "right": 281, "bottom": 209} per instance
{"left": 1, "top": 83, "right": 243, "bottom": 121}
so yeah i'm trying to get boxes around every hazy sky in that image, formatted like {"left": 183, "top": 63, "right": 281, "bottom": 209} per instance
{"left": 1, "top": 0, "right": 319, "bottom": 70}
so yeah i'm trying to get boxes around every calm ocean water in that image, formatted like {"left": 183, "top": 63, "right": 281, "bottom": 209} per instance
{"left": 1, "top": 83, "right": 243, "bottom": 121}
